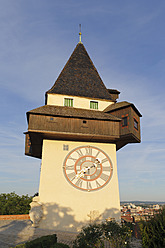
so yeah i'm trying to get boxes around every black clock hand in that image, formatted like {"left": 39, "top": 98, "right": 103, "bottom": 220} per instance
{"left": 75, "top": 158, "right": 101, "bottom": 179}
{"left": 91, "top": 158, "right": 101, "bottom": 168}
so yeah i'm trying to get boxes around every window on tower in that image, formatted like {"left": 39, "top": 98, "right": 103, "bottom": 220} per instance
{"left": 134, "top": 118, "right": 138, "bottom": 130}
{"left": 122, "top": 116, "right": 128, "bottom": 127}
{"left": 90, "top": 101, "right": 98, "bottom": 110}
{"left": 64, "top": 98, "right": 73, "bottom": 107}
{"left": 63, "top": 144, "right": 69, "bottom": 151}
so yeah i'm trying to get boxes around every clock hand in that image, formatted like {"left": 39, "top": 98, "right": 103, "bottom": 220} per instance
{"left": 75, "top": 166, "right": 90, "bottom": 179}
{"left": 91, "top": 158, "right": 101, "bottom": 168}
{"left": 75, "top": 158, "right": 101, "bottom": 179}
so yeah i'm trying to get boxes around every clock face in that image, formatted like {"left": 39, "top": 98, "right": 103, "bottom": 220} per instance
{"left": 63, "top": 146, "right": 113, "bottom": 191}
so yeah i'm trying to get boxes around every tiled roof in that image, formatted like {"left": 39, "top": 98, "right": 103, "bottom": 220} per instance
{"left": 46, "top": 43, "right": 112, "bottom": 101}
{"left": 104, "top": 101, "right": 142, "bottom": 117}
{"left": 27, "top": 105, "right": 121, "bottom": 121}
{"left": 107, "top": 89, "right": 120, "bottom": 94}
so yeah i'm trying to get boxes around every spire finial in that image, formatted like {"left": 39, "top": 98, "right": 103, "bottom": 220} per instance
{"left": 79, "top": 24, "right": 82, "bottom": 43}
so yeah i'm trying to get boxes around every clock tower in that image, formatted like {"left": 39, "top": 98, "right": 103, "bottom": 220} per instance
{"left": 25, "top": 38, "right": 141, "bottom": 231}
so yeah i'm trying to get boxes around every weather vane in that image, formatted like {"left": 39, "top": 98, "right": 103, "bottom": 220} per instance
{"left": 79, "top": 24, "right": 82, "bottom": 43}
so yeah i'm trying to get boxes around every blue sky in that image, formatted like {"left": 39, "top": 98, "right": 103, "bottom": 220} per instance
{"left": 0, "top": 0, "right": 164, "bottom": 201}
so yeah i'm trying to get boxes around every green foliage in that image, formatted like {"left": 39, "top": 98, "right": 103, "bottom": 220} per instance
{"left": 14, "top": 234, "right": 57, "bottom": 248}
{"left": 102, "top": 221, "right": 131, "bottom": 247}
{"left": 73, "top": 223, "right": 104, "bottom": 248}
{"left": 14, "top": 245, "right": 26, "bottom": 248}
{"left": 139, "top": 207, "right": 165, "bottom": 248}
{"left": 0, "top": 192, "right": 32, "bottom": 215}
{"left": 73, "top": 221, "right": 131, "bottom": 248}
{"left": 26, "top": 234, "right": 57, "bottom": 248}
{"left": 14, "top": 243, "right": 70, "bottom": 248}
{"left": 50, "top": 243, "right": 70, "bottom": 248}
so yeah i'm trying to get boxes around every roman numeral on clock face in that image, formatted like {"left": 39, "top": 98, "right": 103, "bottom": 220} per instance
{"left": 100, "top": 173, "right": 109, "bottom": 181}
{"left": 96, "top": 180, "right": 101, "bottom": 188}
{"left": 95, "top": 150, "right": 100, "bottom": 158}
{"left": 101, "top": 158, "right": 108, "bottom": 164}
{"left": 65, "top": 165, "right": 74, "bottom": 170}
{"left": 102, "top": 167, "right": 111, "bottom": 171}
{"left": 87, "top": 181, "right": 92, "bottom": 190}
{"left": 75, "top": 178, "right": 83, "bottom": 188}
{"left": 68, "top": 156, "right": 77, "bottom": 162}
{"left": 76, "top": 149, "right": 84, "bottom": 157}
{"left": 67, "top": 172, "right": 76, "bottom": 181}
{"left": 85, "top": 147, "right": 92, "bottom": 155}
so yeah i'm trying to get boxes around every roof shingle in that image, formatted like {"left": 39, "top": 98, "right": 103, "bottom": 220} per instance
{"left": 104, "top": 101, "right": 142, "bottom": 117}
{"left": 27, "top": 105, "right": 121, "bottom": 121}
{"left": 46, "top": 43, "right": 112, "bottom": 101}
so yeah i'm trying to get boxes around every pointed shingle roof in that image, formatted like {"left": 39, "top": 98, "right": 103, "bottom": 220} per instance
{"left": 46, "top": 43, "right": 112, "bottom": 101}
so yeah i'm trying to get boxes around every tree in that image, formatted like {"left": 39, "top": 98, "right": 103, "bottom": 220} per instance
{"left": 73, "top": 221, "right": 131, "bottom": 248}
{"left": 102, "top": 221, "right": 131, "bottom": 247}
{"left": 139, "top": 207, "right": 165, "bottom": 248}
{"left": 0, "top": 192, "right": 32, "bottom": 215}
{"left": 73, "top": 223, "right": 104, "bottom": 248}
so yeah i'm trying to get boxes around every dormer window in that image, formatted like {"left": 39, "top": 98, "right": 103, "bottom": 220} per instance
{"left": 90, "top": 101, "right": 98, "bottom": 110}
{"left": 64, "top": 98, "right": 73, "bottom": 107}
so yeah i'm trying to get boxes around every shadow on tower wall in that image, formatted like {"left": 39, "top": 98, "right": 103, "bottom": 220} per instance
{"left": 34, "top": 201, "right": 121, "bottom": 232}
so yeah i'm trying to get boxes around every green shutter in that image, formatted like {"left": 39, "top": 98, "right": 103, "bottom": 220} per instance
{"left": 64, "top": 98, "right": 73, "bottom": 107}
{"left": 90, "top": 101, "right": 98, "bottom": 109}
{"left": 70, "top": 99, "right": 73, "bottom": 107}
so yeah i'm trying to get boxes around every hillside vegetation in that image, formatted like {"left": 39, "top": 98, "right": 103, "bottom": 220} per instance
{"left": 0, "top": 192, "right": 32, "bottom": 215}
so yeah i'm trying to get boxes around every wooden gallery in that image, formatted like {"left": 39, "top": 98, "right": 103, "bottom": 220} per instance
{"left": 25, "top": 36, "right": 141, "bottom": 231}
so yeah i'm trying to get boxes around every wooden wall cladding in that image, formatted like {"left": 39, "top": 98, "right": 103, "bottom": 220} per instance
{"left": 28, "top": 114, "right": 120, "bottom": 139}
{"left": 25, "top": 105, "right": 141, "bottom": 158}
{"left": 131, "top": 108, "right": 141, "bottom": 141}
{"left": 25, "top": 133, "right": 32, "bottom": 156}
{"left": 108, "top": 106, "right": 141, "bottom": 143}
